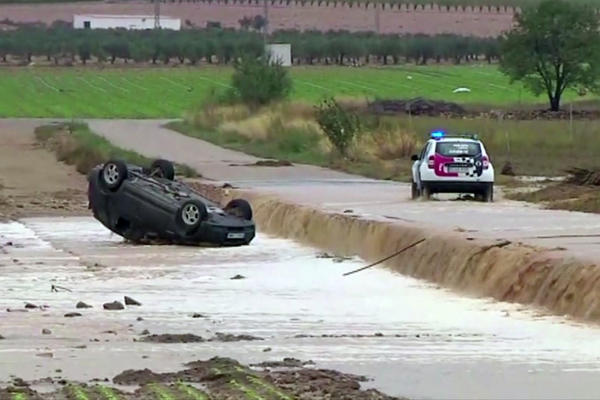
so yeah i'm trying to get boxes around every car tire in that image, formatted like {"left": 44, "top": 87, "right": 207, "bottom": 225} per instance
{"left": 421, "top": 184, "right": 432, "bottom": 200}
{"left": 224, "top": 199, "right": 253, "bottom": 221}
{"left": 100, "top": 160, "right": 128, "bottom": 191}
{"left": 483, "top": 183, "right": 494, "bottom": 203}
{"left": 177, "top": 200, "right": 207, "bottom": 233}
{"left": 150, "top": 159, "right": 175, "bottom": 181}
{"left": 411, "top": 181, "right": 420, "bottom": 200}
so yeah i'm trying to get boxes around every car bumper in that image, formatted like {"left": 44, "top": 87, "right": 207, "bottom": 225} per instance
{"left": 422, "top": 180, "right": 492, "bottom": 194}
{"left": 186, "top": 223, "right": 256, "bottom": 246}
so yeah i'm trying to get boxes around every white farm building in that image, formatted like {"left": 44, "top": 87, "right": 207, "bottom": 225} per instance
{"left": 73, "top": 14, "right": 181, "bottom": 30}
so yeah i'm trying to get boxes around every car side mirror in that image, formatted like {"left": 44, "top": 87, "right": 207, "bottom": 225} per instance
{"left": 411, "top": 154, "right": 419, "bottom": 161}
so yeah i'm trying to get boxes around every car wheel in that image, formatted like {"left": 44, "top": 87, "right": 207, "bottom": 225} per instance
{"left": 150, "top": 159, "right": 175, "bottom": 180}
{"left": 411, "top": 181, "right": 420, "bottom": 200}
{"left": 224, "top": 199, "right": 253, "bottom": 220}
{"left": 177, "top": 200, "right": 207, "bottom": 232}
{"left": 421, "top": 184, "right": 432, "bottom": 200}
{"left": 483, "top": 183, "right": 494, "bottom": 203}
{"left": 100, "top": 160, "right": 128, "bottom": 191}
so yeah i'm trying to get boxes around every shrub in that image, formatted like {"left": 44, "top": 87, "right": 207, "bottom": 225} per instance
{"left": 230, "top": 56, "right": 292, "bottom": 107}
{"left": 315, "top": 97, "right": 360, "bottom": 157}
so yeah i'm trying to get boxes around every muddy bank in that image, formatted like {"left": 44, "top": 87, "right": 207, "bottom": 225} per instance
{"left": 192, "top": 182, "right": 600, "bottom": 323}
{"left": 2, "top": 357, "right": 402, "bottom": 400}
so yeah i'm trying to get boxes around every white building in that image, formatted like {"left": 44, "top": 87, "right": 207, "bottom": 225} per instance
{"left": 73, "top": 14, "right": 181, "bottom": 30}
{"left": 266, "top": 44, "right": 292, "bottom": 67}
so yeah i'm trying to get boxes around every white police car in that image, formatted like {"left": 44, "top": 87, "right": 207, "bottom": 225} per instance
{"left": 410, "top": 131, "right": 495, "bottom": 202}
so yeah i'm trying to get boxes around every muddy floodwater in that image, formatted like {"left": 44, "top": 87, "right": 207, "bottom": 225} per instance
{"left": 2, "top": 217, "right": 600, "bottom": 400}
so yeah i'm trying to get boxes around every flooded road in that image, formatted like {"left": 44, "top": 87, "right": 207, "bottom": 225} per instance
{"left": 2, "top": 217, "right": 600, "bottom": 399}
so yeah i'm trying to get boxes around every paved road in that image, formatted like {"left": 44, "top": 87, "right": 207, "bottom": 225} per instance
{"left": 81, "top": 119, "right": 600, "bottom": 261}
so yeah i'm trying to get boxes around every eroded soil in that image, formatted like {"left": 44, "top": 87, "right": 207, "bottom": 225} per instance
{"left": 1, "top": 357, "right": 402, "bottom": 400}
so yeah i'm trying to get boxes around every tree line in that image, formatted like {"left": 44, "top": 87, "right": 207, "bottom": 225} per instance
{"left": 0, "top": 22, "right": 500, "bottom": 66}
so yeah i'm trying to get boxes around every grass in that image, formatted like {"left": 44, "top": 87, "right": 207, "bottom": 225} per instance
{"left": 0, "top": 65, "right": 594, "bottom": 118}
{"left": 172, "top": 101, "right": 600, "bottom": 182}
{"left": 35, "top": 121, "right": 198, "bottom": 177}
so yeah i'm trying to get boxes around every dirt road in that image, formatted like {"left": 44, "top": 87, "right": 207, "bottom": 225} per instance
{"left": 0, "top": 120, "right": 88, "bottom": 220}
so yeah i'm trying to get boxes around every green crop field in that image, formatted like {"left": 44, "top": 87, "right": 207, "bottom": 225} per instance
{"left": 2, "top": 0, "right": 600, "bottom": 6}
{"left": 0, "top": 65, "right": 591, "bottom": 118}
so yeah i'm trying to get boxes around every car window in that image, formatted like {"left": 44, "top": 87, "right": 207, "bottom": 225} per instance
{"left": 419, "top": 143, "right": 430, "bottom": 159}
{"left": 435, "top": 141, "right": 481, "bottom": 157}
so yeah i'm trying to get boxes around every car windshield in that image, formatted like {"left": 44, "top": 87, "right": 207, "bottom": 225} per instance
{"left": 436, "top": 141, "right": 481, "bottom": 157}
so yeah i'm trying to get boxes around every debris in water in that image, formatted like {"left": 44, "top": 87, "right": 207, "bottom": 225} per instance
{"left": 209, "top": 332, "right": 263, "bottom": 342}
{"left": 103, "top": 301, "right": 125, "bottom": 310}
{"left": 124, "top": 296, "right": 142, "bottom": 306}
{"left": 140, "top": 333, "right": 204, "bottom": 343}
{"left": 64, "top": 312, "right": 82, "bottom": 318}
{"left": 51, "top": 284, "right": 72, "bottom": 293}
{"left": 252, "top": 358, "right": 315, "bottom": 368}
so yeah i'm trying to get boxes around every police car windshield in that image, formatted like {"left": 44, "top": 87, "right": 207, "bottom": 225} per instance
{"left": 436, "top": 141, "right": 481, "bottom": 157}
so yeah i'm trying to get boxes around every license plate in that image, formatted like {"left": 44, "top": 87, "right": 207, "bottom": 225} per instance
{"left": 449, "top": 167, "right": 470, "bottom": 173}
{"left": 227, "top": 232, "right": 245, "bottom": 239}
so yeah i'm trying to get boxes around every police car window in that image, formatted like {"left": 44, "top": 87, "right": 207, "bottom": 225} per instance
{"left": 420, "top": 143, "right": 430, "bottom": 159}
{"left": 436, "top": 142, "right": 481, "bottom": 157}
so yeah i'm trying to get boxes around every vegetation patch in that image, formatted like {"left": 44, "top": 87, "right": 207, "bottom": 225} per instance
{"left": 34, "top": 122, "right": 197, "bottom": 177}
{"left": 507, "top": 168, "right": 600, "bottom": 213}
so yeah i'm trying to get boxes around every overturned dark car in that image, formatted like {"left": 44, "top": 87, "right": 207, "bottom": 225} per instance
{"left": 88, "top": 159, "right": 255, "bottom": 246}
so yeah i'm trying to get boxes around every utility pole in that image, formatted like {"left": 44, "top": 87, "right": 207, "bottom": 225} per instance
{"left": 154, "top": 0, "right": 161, "bottom": 29}
{"left": 374, "top": 3, "right": 380, "bottom": 34}
{"left": 263, "top": 0, "right": 269, "bottom": 39}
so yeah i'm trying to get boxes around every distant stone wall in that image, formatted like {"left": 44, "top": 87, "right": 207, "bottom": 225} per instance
{"left": 0, "top": 1, "right": 515, "bottom": 36}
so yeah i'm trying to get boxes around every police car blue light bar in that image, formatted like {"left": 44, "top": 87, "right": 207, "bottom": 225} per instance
{"left": 430, "top": 130, "right": 445, "bottom": 139}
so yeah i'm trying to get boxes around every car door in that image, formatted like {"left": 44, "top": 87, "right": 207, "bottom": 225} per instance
{"left": 413, "top": 142, "right": 430, "bottom": 188}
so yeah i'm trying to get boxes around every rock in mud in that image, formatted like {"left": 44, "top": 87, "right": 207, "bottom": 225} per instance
{"left": 113, "top": 368, "right": 169, "bottom": 385}
{"left": 229, "top": 274, "right": 246, "bottom": 280}
{"left": 252, "top": 358, "right": 315, "bottom": 368}
{"left": 12, "top": 378, "right": 29, "bottom": 387}
{"left": 42, "top": 328, "right": 52, "bottom": 335}
{"left": 124, "top": 296, "right": 141, "bottom": 306}
{"left": 76, "top": 301, "right": 92, "bottom": 309}
{"left": 209, "top": 332, "right": 263, "bottom": 342}
{"left": 253, "top": 159, "right": 293, "bottom": 167}
{"left": 140, "top": 333, "right": 205, "bottom": 343}
{"left": 103, "top": 301, "right": 125, "bottom": 310}
{"left": 64, "top": 312, "right": 82, "bottom": 318}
